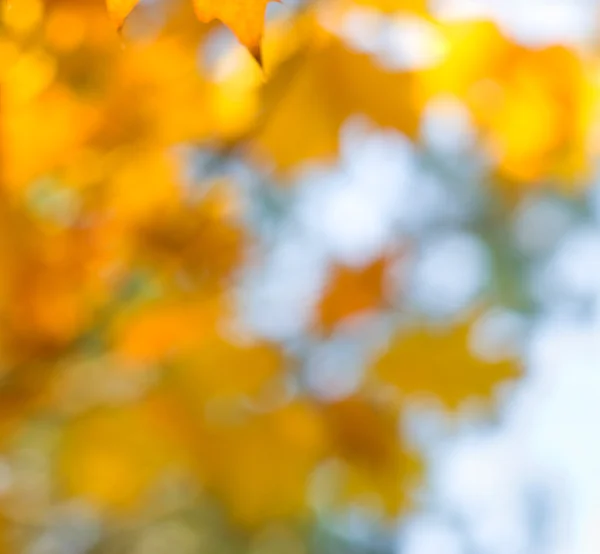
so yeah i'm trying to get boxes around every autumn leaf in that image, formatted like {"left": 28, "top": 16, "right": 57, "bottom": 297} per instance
{"left": 317, "top": 256, "right": 391, "bottom": 332}
{"left": 106, "top": 0, "right": 276, "bottom": 60}
{"left": 202, "top": 401, "right": 327, "bottom": 526}
{"left": 255, "top": 35, "right": 420, "bottom": 168}
{"left": 59, "top": 406, "right": 176, "bottom": 511}
{"left": 323, "top": 396, "right": 420, "bottom": 514}
{"left": 133, "top": 185, "right": 245, "bottom": 289}
{"left": 373, "top": 322, "right": 520, "bottom": 411}
{"left": 416, "top": 20, "right": 593, "bottom": 183}
{"left": 192, "top": 0, "right": 275, "bottom": 62}
{"left": 114, "top": 299, "right": 219, "bottom": 365}
{"left": 106, "top": 0, "right": 139, "bottom": 26}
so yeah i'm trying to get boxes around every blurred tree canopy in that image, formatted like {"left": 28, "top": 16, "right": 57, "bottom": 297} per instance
{"left": 0, "top": 0, "right": 593, "bottom": 552}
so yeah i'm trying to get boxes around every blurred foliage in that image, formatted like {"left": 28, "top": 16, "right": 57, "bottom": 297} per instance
{"left": 0, "top": 0, "right": 593, "bottom": 551}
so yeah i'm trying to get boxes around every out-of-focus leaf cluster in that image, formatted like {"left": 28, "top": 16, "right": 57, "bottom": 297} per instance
{"left": 1, "top": 0, "right": 592, "bottom": 551}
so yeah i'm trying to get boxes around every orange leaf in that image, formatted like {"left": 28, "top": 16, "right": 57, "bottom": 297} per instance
{"left": 317, "top": 256, "right": 391, "bottom": 332}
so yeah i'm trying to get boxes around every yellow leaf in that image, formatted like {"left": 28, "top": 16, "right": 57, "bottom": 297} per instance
{"left": 480, "top": 46, "right": 593, "bottom": 184}
{"left": 59, "top": 407, "right": 174, "bottom": 511}
{"left": 373, "top": 322, "right": 520, "bottom": 410}
{"left": 417, "top": 20, "right": 593, "bottom": 184}
{"left": 256, "top": 35, "right": 420, "bottom": 169}
{"left": 193, "top": 0, "right": 275, "bottom": 62}
{"left": 173, "top": 336, "right": 284, "bottom": 403}
{"left": 106, "top": 0, "right": 276, "bottom": 59}
{"left": 323, "top": 396, "right": 419, "bottom": 514}
{"left": 106, "top": 0, "right": 139, "bottom": 26}
{"left": 204, "top": 402, "right": 327, "bottom": 526}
